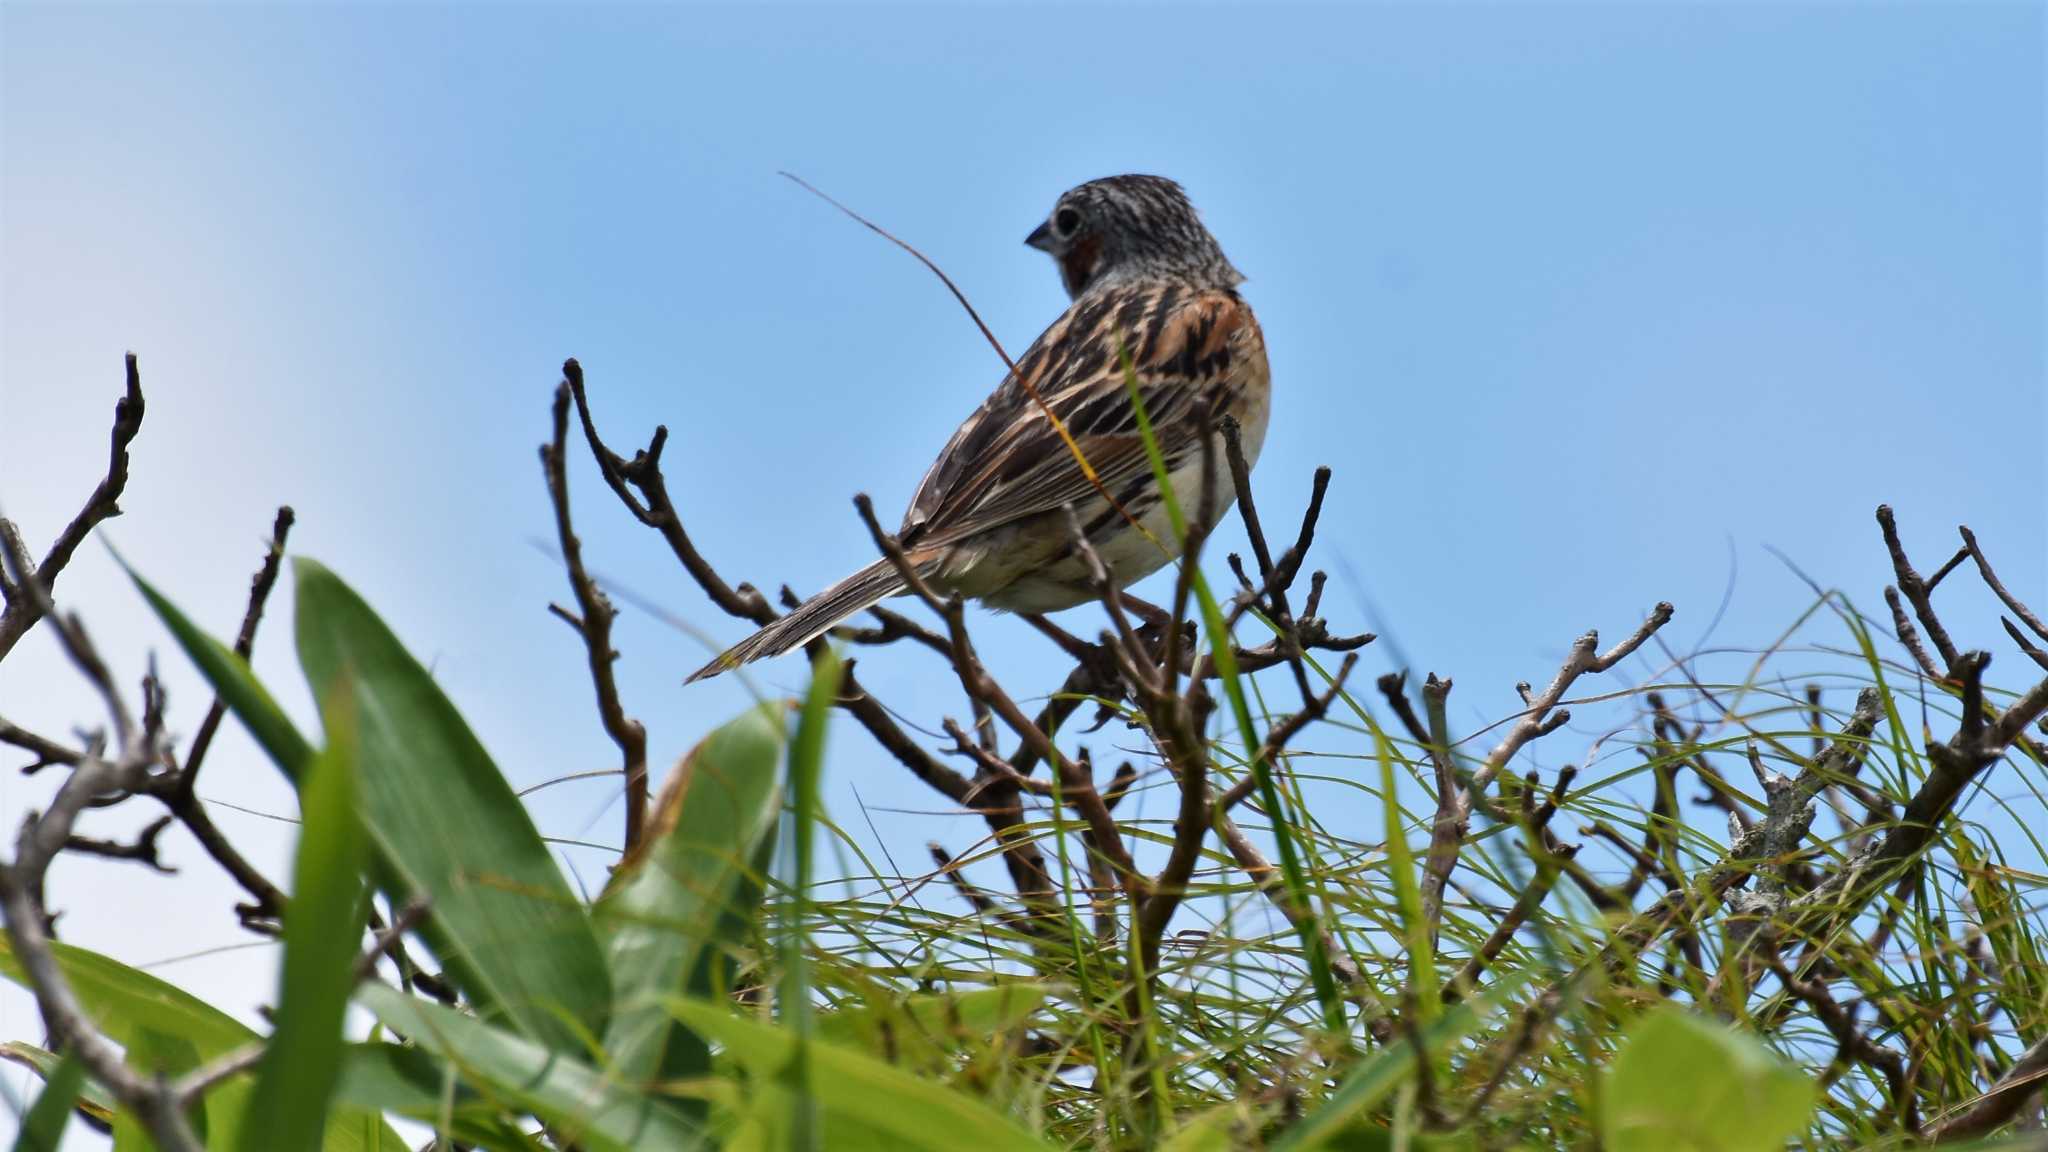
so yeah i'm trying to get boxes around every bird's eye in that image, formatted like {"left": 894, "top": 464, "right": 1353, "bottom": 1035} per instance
{"left": 1054, "top": 207, "right": 1082, "bottom": 236}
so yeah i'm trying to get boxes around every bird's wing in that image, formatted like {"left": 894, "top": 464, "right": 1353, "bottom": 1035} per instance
{"left": 901, "top": 282, "right": 1261, "bottom": 550}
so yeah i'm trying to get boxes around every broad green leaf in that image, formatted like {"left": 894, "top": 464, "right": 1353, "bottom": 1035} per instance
{"left": 0, "top": 939, "right": 404, "bottom": 1151}
{"left": 668, "top": 998, "right": 1054, "bottom": 1152}
{"left": 722, "top": 1079, "right": 928, "bottom": 1152}
{"left": 1, "top": 1042, "right": 115, "bottom": 1126}
{"left": 0, "top": 944, "right": 249, "bottom": 1053}
{"left": 334, "top": 1043, "right": 546, "bottom": 1151}
{"left": 13, "top": 1052, "right": 85, "bottom": 1152}
{"left": 596, "top": 702, "right": 784, "bottom": 1084}
{"left": 129, "top": 566, "right": 315, "bottom": 777}
{"left": 357, "top": 983, "right": 707, "bottom": 1152}
{"left": 293, "top": 558, "right": 610, "bottom": 1049}
{"left": 1599, "top": 1005, "right": 1814, "bottom": 1152}
{"left": 816, "top": 984, "right": 1050, "bottom": 1074}
{"left": 138, "top": 559, "right": 609, "bottom": 1050}
{"left": 241, "top": 687, "right": 371, "bottom": 1152}
{"left": 112, "top": 1027, "right": 206, "bottom": 1149}
{"left": 1272, "top": 980, "right": 1519, "bottom": 1152}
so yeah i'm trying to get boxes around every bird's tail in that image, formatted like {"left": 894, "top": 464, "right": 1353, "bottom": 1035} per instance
{"left": 686, "top": 559, "right": 908, "bottom": 682}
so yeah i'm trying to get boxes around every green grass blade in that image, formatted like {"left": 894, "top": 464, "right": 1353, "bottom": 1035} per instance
{"left": 815, "top": 984, "right": 1051, "bottom": 1072}
{"left": 0, "top": 939, "right": 404, "bottom": 1150}
{"left": 357, "top": 983, "right": 708, "bottom": 1151}
{"left": 1377, "top": 726, "right": 1437, "bottom": 1021}
{"left": 669, "top": 998, "right": 1056, "bottom": 1152}
{"left": 596, "top": 701, "right": 786, "bottom": 1084}
{"left": 333, "top": 1043, "right": 553, "bottom": 1151}
{"left": 1039, "top": 712, "right": 1119, "bottom": 1127}
{"left": 1117, "top": 347, "right": 1344, "bottom": 1033}
{"left": 127, "top": 565, "right": 315, "bottom": 778}
{"left": 1, "top": 1043, "right": 115, "bottom": 1130}
{"left": 782, "top": 648, "right": 842, "bottom": 1152}
{"left": 239, "top": 685, "right": 371, "bottom": 1152}
{"left": 13, "top": 1053, "right": 85, "bottom": 1152}
{"left": 1271, "top": 978, "right": 1520, "bottom": 1151}
{"left": 293, "top": 557, "right": 611, "bottom": 1049}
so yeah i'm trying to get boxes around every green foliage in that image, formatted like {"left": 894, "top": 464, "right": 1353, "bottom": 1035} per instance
{"left": 293, "top": 557, "right": 613, "bottom": 1049}
{"left": 110, "top": 1029, "right": 206, "bottom": 1149}
{"left": 1120, "top": 350, "right": 1345, "bottom": 1034}
{"left": 42, "top": 548, "right": 2045, "bottom": 1150}
{"left": 595, "top": 701, "right": 786, "bottom": 1085}
{"left": 1599, "top": 1006, "right": 1813, "bottom": 1152}
{"left": 1375, "top": 726, "right": 1435, "bottom": 1022}
{"left": 779, "top": 648, "right": 842, "bottom": 1152}
{"left": 358, "top": 983, "right": 707, "bottom": 1150}
{"left": 137, "top": 558, "right": 616, "bottom": 1044}
{"left": 129, "top": 565, "right": 316, "bottom": 777}
{"left": 332, "top": 1042, "right": 547, "bottom": 1149}
{"left": 239, "top": 686, "right": 370, "bottom": 1152}
{"left": 0, "top": 938, "right": 403, "bottom": 1148}
{"left": 815, "top": 984, "right": 1050, "bottom": 1076}
{"left": 2, "top": 1043, "right": 114, "bottom": 1132}
{"left": 12, "top": 1052, "right": 85, "bottom": 1152}
{"left": 670, "top": 998, "right": 1054, "bottom": 1151}
{"left": 1272, "top": 981, "right": 1519, "bottom": 1152}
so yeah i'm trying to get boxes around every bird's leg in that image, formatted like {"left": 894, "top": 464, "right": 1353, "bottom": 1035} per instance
{"left": 1118, "top": 593, "right": 1204, "bottom": 677}
{"left": 1121, "top": 593, "right": 1173, "bottom": 632}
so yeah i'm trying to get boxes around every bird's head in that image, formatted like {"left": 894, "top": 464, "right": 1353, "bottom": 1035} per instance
{"left": 1026, "top": 175, "right": 1243, "bottom": 300}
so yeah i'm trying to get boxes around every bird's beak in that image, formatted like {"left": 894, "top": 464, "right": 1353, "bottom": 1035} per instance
{"left": 1024, "top": 221, "right": 1054, "bottom": 252}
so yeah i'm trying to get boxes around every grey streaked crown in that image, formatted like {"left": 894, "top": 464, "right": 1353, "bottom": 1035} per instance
{"left": 1026, "top": 175, "right": 1244, "bottom": 300}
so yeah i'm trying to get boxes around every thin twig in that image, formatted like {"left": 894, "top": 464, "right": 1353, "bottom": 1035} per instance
{"left": 177, "top": 506, "right": 294, "bottom": 802}
{"left": 0, "top": 355, "right": 145, "bottom": 662}
{"left": 1878, "top": 505, "right": 1961, "bottom": 670}
{"left": 545, "top": 383, "right": 649, "bottom": 850}
{"left": 0, "top": 545, "right": 200, "bottom": 1152}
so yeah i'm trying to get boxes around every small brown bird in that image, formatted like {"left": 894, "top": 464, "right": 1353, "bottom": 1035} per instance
{"left": 689, "top": 175, "right": 1270, "bottom": 681}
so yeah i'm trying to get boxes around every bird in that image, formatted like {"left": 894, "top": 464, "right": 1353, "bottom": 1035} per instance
{"left": 688, "top": 174, "right": 1269, "bottom": 682}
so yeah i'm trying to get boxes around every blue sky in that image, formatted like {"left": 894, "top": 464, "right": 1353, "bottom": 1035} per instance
{"left": 2, "top": 1, "right": 2042, "bottom": 1109}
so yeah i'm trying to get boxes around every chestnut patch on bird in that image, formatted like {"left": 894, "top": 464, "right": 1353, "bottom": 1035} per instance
{"left": 1060, "top": 233, "right": 1104, "bottom": 296}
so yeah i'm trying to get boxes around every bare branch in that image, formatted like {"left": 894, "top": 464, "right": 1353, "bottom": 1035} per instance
{"left": 563, "top": 358, "right": 776, "bottom": 625}
{"left": 64, "top": 815, "right": 176, "bottom": 874}
{"left": 1219, "top": 418, "right": 1313, "bottom": 703}
{"left": 1477, "top": 603, "right": 1675, "bottom": 793}
{"left": 544, "top": 383, "right": 649, "bottom": 850}
{"left": 177, "top": 899, "right": 436, "bottom": 1110}
{"left": 0, "top": 554, "right": 199, "bottom": 1151}
{"left": 1214, "top": 655, "right": 1359, "bottom": 815}
{"left": 1962, "top": 525, "right": 2048, "bottom": 645}
{"left": 1929, "top": 1030, "right": 2048, "bottom": 1141}
{"left": 0, "top": 718, "right": 85, "bottom": 774}
{"left": 927, "top": 842, "right": 999, "bottom": 916}
{"left": 1418, "top": 674, "right": 1467, "bottom": 941}
{"left": 1443, "top": 844, "right": 1577, "bottom": 1002}
{"left": 0, "top": 355, "right": 146, "bottom": 663}
{"left": 1768, "top": 954, "right": 1918, "bottom": 1134}
{"left": 1878, "top": 504, "right": 1961, "bottom": 669}
{"left": 177, "top": 505, "right": 293, "bottom": 800}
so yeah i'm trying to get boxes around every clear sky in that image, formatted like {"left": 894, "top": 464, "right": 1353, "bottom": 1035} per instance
{"left": 2, "top": 2, "right": 2041, "bottom": 1128}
